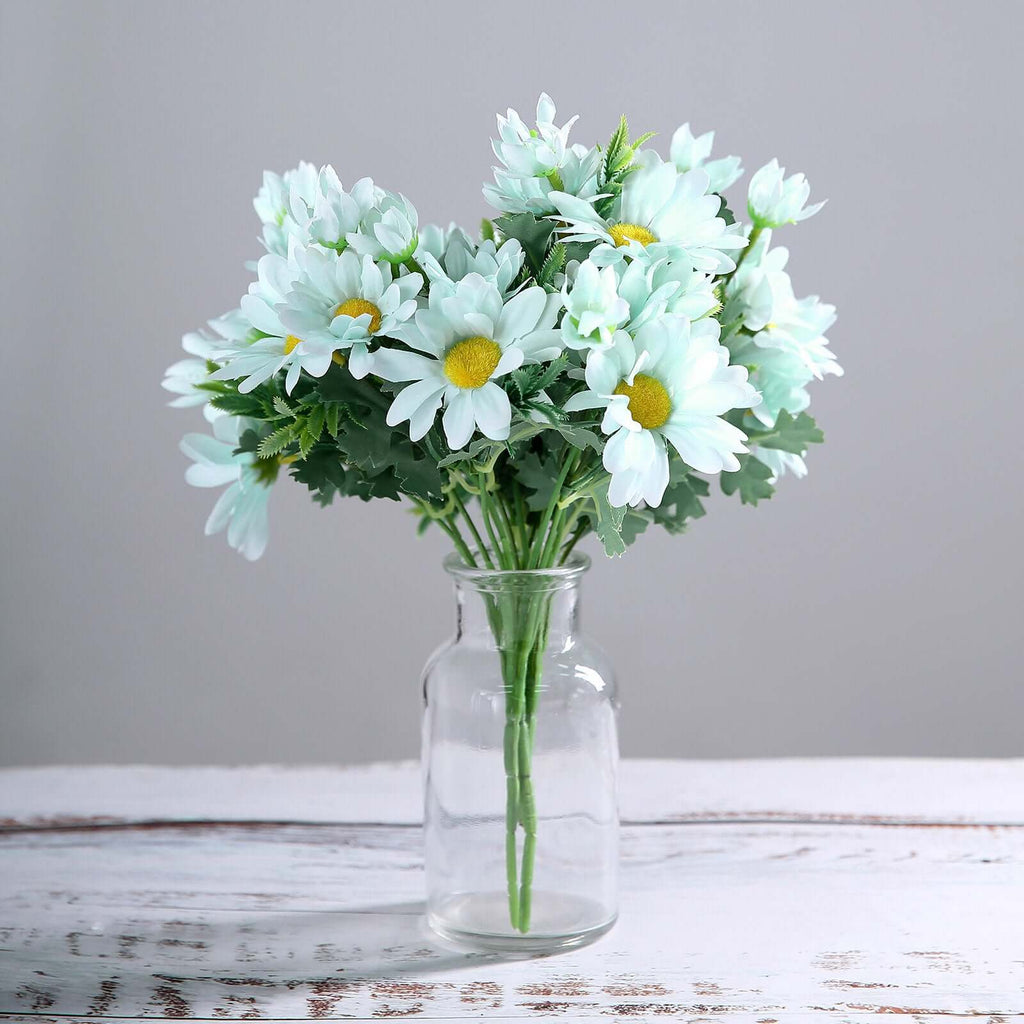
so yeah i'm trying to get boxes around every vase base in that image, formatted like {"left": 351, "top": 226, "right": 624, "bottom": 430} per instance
{"left": 427, "top": 890, "right": 616, "bottom": 954}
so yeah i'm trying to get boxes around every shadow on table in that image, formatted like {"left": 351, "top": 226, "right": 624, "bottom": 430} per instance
{"left": 0, "top": 898, "right": 539, "bottom": 1016}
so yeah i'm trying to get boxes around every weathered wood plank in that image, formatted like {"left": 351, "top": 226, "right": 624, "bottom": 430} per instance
{"left": 2, "top": 759, "right": 1023, "bottom": 829}
{"left": 1, "top": 820, "right": 1022, "bottom": 1018}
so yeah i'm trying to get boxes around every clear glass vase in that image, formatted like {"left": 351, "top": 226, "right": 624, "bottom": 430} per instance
{"left": 422, "top": 553, "right": 619, "bottom": 953}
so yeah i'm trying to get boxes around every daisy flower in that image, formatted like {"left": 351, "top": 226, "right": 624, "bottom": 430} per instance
{"left": 728, "top": 335, "right": 814, "bottom": 428}
{"left": 727, "top": 235, "right": 841, "bottom": 380}
{"left": 417, "top": 226, "right": 524, "bottom": 298}
{"left": 253, "top": 161, "right": 319, "bottom": 255}
{"left": 747, "top": 158, "right": 826, "bottom": 228}
{"left": 485, "top": 144, "right": 603, "bottom": 216}
{"left": 565, "top": 251, "right": 708, "bottom": 351}
{"left": 669, "top": 123, "right": 743, "bottom": 193}
{"left": 565, "top": 319, "right": 760, "bottom": 507}
{"left": 304, "top": 168, "right": 382, "bottom": 252}
{"left": 374, "top": 273, "right": 562, "bottom": 449}
{"left": 347, "top": 190, "right": 420, "bottom": 264}
{"left": 277, "top": 247, "right": 421, "bottom": 379}
{"left": 211, "top": 250, "right": 331, "bottom": 394}
{"left": 162, "top": 327, "right": 237, "bottom": 421}
{"left": 549, "top": 151, "right": 747, "bottom": 272}
{"left": 179, "top": 416, "right": 276, "bottom": 561}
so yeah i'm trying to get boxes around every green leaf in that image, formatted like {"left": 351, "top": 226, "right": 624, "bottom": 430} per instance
{"left": 256, "top": 423, "right": 297, "bottom": 460}
{"left": 650, "top": 470, "right": 709, "bottom": 534}
{"left": 325, "top": 403, "right": 340, "bottom": 439}
{"left": 604, "top": 115, "right": 630, "bottom": 177}
{"left": 754, "top": 410, "right": 824, "bottom": 454}
{"left": 273, "top": 396, "right": 295, "bottom": 417}
{"left": 581, "top": 480, "right": 627, "bottom": 557}
{"left": 721, "top": 454, "right": 775, "bottom": 505}
{"left": 513, "top": 452, "right": 559, "bottom": 511}
{"left": 289, "top": 444, "right": 348, "bottom": 506}
{"left": 716, "top": 195, "right": 736, "bottom": 227}
{"left": 480, "top": 218, "right": 496, "bottom": 242}
{"left": 493, "top": 214, "right": 555, "bottom": 276}
{"left": 209, "top": 392, "right": 266, "bottom": 417}
{"left": 538, "top": 242, "right": 566, "bottom": 287}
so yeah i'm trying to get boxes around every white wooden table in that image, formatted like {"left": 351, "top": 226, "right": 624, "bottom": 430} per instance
{"left": 1, "top": 760, "right": 1022, "bottom": 1021}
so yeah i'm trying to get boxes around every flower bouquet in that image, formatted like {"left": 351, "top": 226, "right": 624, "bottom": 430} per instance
{"left": 164, "top": 94, "right": 840, "bottom": 949}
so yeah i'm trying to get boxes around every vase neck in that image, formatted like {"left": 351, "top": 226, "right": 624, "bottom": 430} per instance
{"left": 444, "top": 556, "right": 590, "bottom": 650}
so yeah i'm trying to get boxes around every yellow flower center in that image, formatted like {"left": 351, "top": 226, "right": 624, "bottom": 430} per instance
{"left": 443, "top": 336, "right": 502, "bottom": 389}
{"left": 332, "top": 352, "right": 347, "bottom": 367}
{"left": 613, "top": 373, "right": 672, "bottom": 430}
{"left": 609, "top": 223, "right": 658, "bottom": 248}
{"left": 283, "top": 334, "right": 302, "bottom": 355}
{"left": 333, "top": 298, "right": 383, "bottom": 334}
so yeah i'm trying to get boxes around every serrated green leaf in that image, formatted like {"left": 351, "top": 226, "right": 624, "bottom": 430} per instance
{"left": 257, "top": 423, "right": 297, "bottom": 460}
{"left": 493, "top": 214, "right": 555, "bottom": 277}
{"left": 754, "top": 410, "right": 824, "bottom": 454}
{"left": 273, "top": 396, "right": 295, "bottom": 417}
{"left": 209, "top": 392, "right": 266, "bottom": 417}
{"left": 538, "top": 242, "right": 566, "bottom": 287}
{"left": 513, "top": 452, "right": 559, "bottom": 511}
{"left": 650, "top": 471, "right": 709, "bottom": 535}
{"left": 721, "top": 454, "right": 775, "bottom": 505}
{"left": 325, "top": 403, "right": 340, "bottom": 438}
{"left": 581, "top": 480, "right": 627, "bottom": 557}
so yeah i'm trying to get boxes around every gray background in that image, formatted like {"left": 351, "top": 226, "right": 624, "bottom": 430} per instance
{"left": 2, "top": 0, "right": 1021, "bottom": 766}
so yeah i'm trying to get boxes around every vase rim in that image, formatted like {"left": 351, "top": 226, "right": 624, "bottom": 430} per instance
{"left": 443, "top": 551, "right": 591, "bottom": 588}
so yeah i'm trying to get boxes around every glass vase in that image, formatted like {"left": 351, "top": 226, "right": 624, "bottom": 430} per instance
{"left": 422, "top": 553, "right": 619, "bottom": 953}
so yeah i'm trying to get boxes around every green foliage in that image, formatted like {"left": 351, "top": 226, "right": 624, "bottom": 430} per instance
{"left": 650, "top": 467, "right": 710, "bottom": 535}
{"left": 596, "top": 115, "right": 656, "bottom": 219}
{"left": 512, "top": 451, "right": 559, "bottom": 512}
{"left": 716, "top": 195, "right": 736, "bottom": 226}
{"left": 751, "top": 410, "right": 824, "bottom": 454}
{"left": 537, "top": 242, "right": 566, "bottom": 289}
{"left": 493, "top": 213, "right": 555, "bottom": 277}
{"left": 721, "top": 454, "right": 775, "bottom": 505}
{"left": 508, "top": 355, "right": 569, "bottom": 405}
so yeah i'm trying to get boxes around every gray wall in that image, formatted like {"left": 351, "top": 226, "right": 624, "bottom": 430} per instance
{"left": 2, "top": 0, "right": 1021, "bottom": 766}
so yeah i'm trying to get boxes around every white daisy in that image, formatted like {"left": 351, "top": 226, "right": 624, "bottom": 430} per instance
{"left": 162, "top": 327, "right": 236, "bottom": 421}
{"left": 747, "top": 158, "right": 826, "bottom": 228}
{"left": 550, "top": 151, "right": 747, "bottom": 272}
{"left": 253, "top": 161, "right": 318, "bottom": 256}
{"left": 277, "top": 247, "right": 421, "bottom": 379}
{"left": 728, "top": 235, "right": 841, "bottom": 380}
{"left": 179, "top": 416, "right": 274, "bottom": 561}
{"left": 304, "top": 168, "right": 382, "bottom": 252}
{"left": 728, "top": 335, "right": 814, "bottom": 428}
{"left": 560, "top": 260, "right": 630, "bottom": 351}
{"left": 669, "top": 123, "right": 743, "bottom": 193}
{"left": 484, "top": 144, "right": 603, "bottom": 215}
{"left": 373, "top": 273, "right": 562, "bottom": 449}
{"left": 417, "top": 226, "right": 524, "bottom": 298}
{"left": 573, "top": 250, "right": 710, "bottom": 347}
{"left": 490, "top": 93, "right": 578, "bottom": 179}
{"left": 211, "top": 250, "right": 330, "bottom": 394}
{"left": 565, "top": 319, "right": 760, "bottom": 507}
{"left": 347, "top": 190, "right": 420, "bottom": 264}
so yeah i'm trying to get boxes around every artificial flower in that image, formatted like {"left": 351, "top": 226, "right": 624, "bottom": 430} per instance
{"left": 211, "top": 250, "right": 332, "bottom": 394}
{"left": 565, "top": 319, "right": 760, "bottom": 506}
{"left": 179, "top": 416, "right": 275, "bottom": 561}
{"left": 417, "top": 227, "right": 525, "bottom": 298}
{"left": 484, "top": 144, "right": 603, "bottom": 215}
{"left": 374, "top": 273, "right": 562, "bottom": 448}
{"left": 550, "top": 151, "right": 747, "bottom": 272}
{"left": 253, "top": 161, "right": 318, "bottom": 256}
{"left": 669, "top": 123, "right": 743, "bottom": 193}
{"left": 747, "top": 158, "right": 825, "bottom": 228}
{"left": 347, "top": 190, "right": 420, "bottom": 264}
{"left": 752, "top": 445, "right": 808, "bottom": 483}
{"left": 277, "top": 247, "right": 421, "bottom": 379}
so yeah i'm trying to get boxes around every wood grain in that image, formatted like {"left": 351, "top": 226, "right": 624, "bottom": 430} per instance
{"left": 1, "top": 761, "right": 1022, "bottom": 1020}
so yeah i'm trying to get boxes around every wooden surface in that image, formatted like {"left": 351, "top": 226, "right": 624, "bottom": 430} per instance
{"left": 0, "top": 759, "right": 1021, "bottom": 1021}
